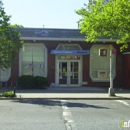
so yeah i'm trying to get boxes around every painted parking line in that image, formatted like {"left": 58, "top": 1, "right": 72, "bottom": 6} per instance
{"left": 115, "top": 100, "right": 129, "bottom": 106}
{"left": 61, "top": 100, "right": 77, "bottom": 130}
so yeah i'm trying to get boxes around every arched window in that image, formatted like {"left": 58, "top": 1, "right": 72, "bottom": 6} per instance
{"left": 57, "top": 44, "right": 82, "bottom": 50}
{"left": 90, "top": 44, "right": 116, "bottom": 82}
{"left": 20, "top": 43, "right": 47, "bottom": 77}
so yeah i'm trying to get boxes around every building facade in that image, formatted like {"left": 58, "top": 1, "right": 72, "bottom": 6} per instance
{"left": 0, "top": 28, "right": 124, "bottom": 88}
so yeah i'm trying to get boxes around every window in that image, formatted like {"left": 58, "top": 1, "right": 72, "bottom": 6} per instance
{"left": 57, "top": 44, "right": 81, "bottom": 50}
{"left": 90, "top": 44, "right": 116, "bottom": 82}
{"left": 20, "top": 44, "right": 47, "bottom": 77}
{"left": 0, "top": 68, "right": 11, "bottom": 82}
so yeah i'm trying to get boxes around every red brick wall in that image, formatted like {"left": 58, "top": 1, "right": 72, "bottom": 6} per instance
{"left": 123, "top": 53, "right": 130, "bottom": 88}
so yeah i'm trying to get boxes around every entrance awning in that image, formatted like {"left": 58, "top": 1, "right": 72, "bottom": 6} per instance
{"left": 51, "top": 50, "right": 89, "bottom": 55}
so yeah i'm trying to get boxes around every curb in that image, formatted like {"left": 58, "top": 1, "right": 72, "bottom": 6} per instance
{"left": 0, "top": 96, "right": 130, "bottom": 100}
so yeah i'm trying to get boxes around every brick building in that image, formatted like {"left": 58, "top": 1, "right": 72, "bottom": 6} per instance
{"left": 1, "top": 28, "right": 125, "bottom": 88}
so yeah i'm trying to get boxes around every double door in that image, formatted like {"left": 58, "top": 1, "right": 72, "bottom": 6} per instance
{"left": 58, "top": 61, "right": 80, "bottom": 86}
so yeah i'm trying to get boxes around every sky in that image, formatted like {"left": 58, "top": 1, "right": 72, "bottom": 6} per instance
{"left": 2, "top": 0, "right": 88, "bottom": 29}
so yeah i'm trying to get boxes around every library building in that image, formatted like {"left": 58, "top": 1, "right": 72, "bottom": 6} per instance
{"left": 1, "top": 28, "right": 130, "bottom": 88}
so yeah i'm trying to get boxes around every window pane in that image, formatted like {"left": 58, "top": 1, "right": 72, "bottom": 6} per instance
{"left": 21, "top": 45, "right": 45, "bottom": 76}
{"left": 90, "top": 45, "right": 116, "bottom": 81}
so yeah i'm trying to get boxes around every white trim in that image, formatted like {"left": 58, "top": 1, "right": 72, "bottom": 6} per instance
{"left": 89, "top": 44, "right": 116, "bottom": 82}
{"left": 55, "top": 44, "right": 83, "bottom": 86}
{"left": 20, "top": 37, "right": 116, "bottom": 42}
{"left": 91, "top": 78, "right": 111, "bottom": 82}
{"left": 123, "top": 52, "right": 130, "bottom": 55}
{"left": 56, "top": 60, "right": 82, "bottom": 87}
{"left": 55, "top": 55, "right": 57, "bottom": 84}
{"left": 56, "top": 44, "right": 82, "bottom": 50}
{"left": 44, "top": 45, "right": 48, "bottom": 77}
{"left": 80, "top": 55, "right": 83, "bottom": 86}
{"left": 19, "top": 43, "right": 48, "bottom": 77}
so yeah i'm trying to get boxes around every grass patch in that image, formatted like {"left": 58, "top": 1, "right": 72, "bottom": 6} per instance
{"left": 2, "top": 91, "right": 15, "bottom": 97}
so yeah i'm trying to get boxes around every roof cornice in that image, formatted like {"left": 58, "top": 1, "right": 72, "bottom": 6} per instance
{"left": 20, "top": 37, "right": 116, "bottom": 42}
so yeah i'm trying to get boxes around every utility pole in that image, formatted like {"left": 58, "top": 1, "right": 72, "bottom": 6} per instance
{"left": 99, "top": 45, "right": 116, "bottom": 96}
{"left": 108, "top": 45, "right": 115, "bottom": 96}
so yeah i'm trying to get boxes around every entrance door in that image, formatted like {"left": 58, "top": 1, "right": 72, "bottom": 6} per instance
{"left": 59, "top": 62, "right": 67, "bottom": 85}
{"left": 70, "top": 62, "right": 79, "bottom": 85}
{"left": 58, "top": 61, "right": 80, "bottom": 86}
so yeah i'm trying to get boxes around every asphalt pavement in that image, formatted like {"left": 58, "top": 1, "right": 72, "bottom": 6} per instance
{"left": 0, "top": 99, "right": 130, "bottom": 130}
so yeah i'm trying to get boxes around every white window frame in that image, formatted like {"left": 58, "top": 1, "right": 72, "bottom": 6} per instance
{"left": 19, "top": 43, "right": 48, "bottom": 77}
{"left": 55, "top": 44, "right": 83, "bottom": 86}
{"left": 90, "top": 44, "right": 116, "bottom": 82}
{"left": 56, "top": 44, "right": 82, "bottom": 50}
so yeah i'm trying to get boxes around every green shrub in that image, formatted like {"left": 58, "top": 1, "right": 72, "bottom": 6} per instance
{"left": 33, "top": 76, "right": 48, "bottom": 89}
{"left": 18, "top": 75, "right": 48, "bottom": 89}
{"left": 2, "top": 91, "right": 15, "bottom": 97}
{"left": 18, "top": 75, "right": 34, "bottom": 89}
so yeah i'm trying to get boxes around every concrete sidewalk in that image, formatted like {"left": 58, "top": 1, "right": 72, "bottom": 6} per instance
{"left": 15, "top": 93, "right": 130, "bottom": 100}
{"left": 0, "top": 87, "right": 130, "bottom": 99}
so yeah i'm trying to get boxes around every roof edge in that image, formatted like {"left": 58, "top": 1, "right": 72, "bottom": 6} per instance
{"left": 20, "top": 37, "right": 116, "bottom": 42}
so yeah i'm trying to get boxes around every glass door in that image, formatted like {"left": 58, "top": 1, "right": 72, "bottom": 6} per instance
{"left": 58, "top": 61, "right": 80, "bottom": 86}
{"left": 59, "top": 62, "right": 67, "bottom": 85}
{"left": 70, "top": 62, "right": 79, "bottom": 85}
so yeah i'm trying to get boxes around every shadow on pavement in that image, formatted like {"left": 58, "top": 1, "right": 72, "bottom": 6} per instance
{"left": 12, "top": 99, "right": 109, "bottom": 109}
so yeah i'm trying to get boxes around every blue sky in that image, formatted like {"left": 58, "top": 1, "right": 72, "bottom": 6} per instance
{"left": 2, "top": 0, "right": 88, "bottom": 29}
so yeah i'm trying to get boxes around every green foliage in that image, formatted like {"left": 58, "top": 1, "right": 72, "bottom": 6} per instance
{"left": 9, "top": 24, "right": 24, "bottom": 28}
{"left": 0, "top": 1, "right": 23, "bottom": 69}
{"left": 2, "top": 91, "right": 15, "bottom": 97}
{"left": 18, "top": 75, "right": 34, "bottom": 89}
{"left": 18, "top": 75, "right": 48, "bottom": 89}
{"left": 76, "top": 0, "right": 130, "bottom": 51}
{"left": 33, "top": 76, "right": 48, "bottom": 89}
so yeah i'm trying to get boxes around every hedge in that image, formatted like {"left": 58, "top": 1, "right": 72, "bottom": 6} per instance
{"left": 18, "top": 75, "right": 48, "bottom": 89}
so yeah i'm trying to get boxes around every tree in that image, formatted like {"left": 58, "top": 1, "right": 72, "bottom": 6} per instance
{"left": 0, "top": 0, "right": 23, "bottom": 69}
{"left": 9, "top": 24, "right": 24, "bottom": 28}
{"left": 76, "top": 0, "right": 130, "bottom": 51}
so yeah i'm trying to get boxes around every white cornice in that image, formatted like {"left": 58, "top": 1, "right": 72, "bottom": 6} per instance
{"left": 20, "top": 37, "right": 116, "bottom": 42}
